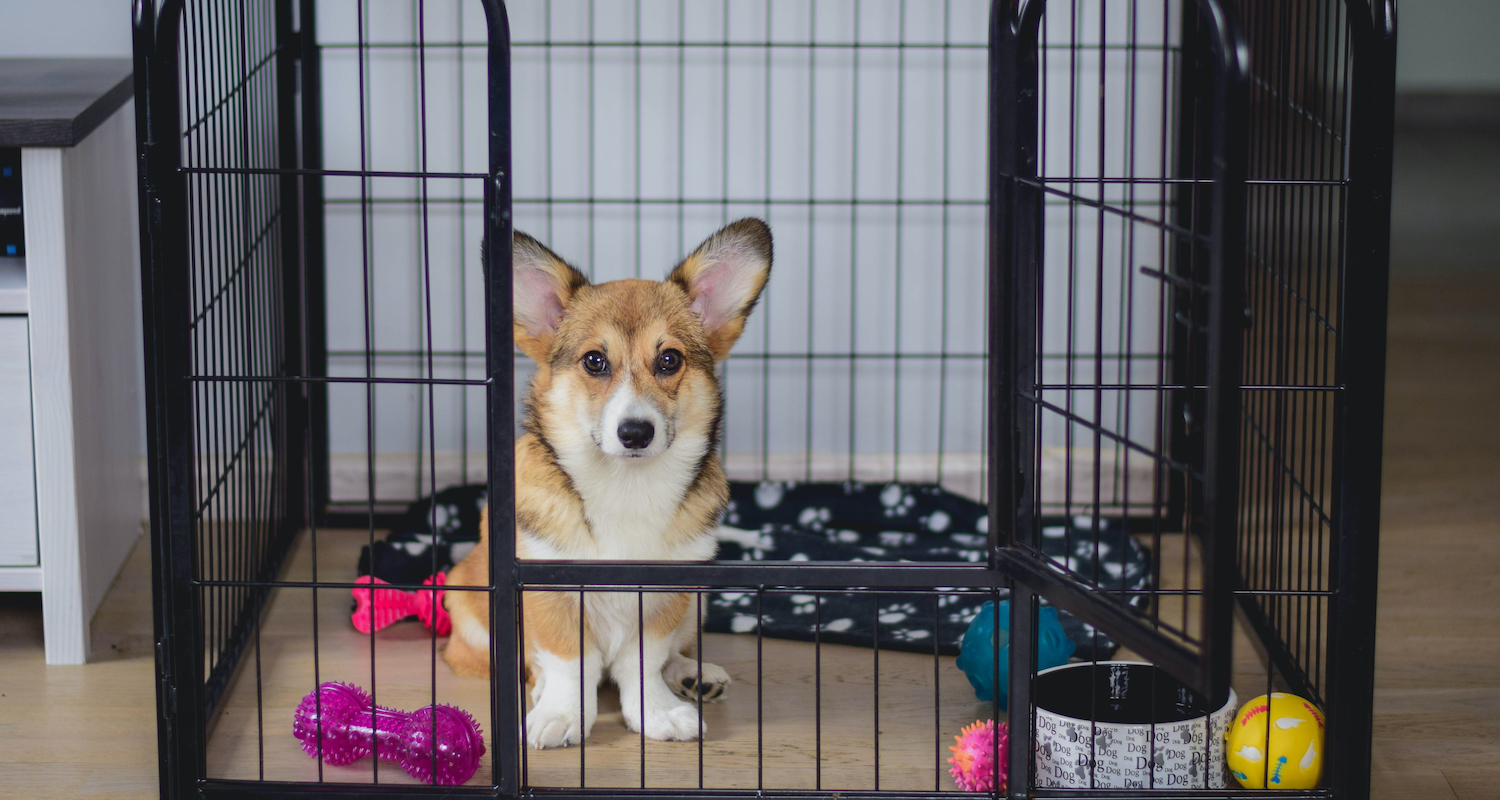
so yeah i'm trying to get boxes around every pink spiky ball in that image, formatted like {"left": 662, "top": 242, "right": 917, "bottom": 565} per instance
{"left": 948, "top": 719, "right": 1009, "bottom": 792}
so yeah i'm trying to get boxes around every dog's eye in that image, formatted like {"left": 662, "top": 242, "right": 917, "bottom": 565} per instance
{"left": 581, "top": 351, "right": 608, "bottom": 374}
{"left": 656, "top": 349, "right": 683, "bottom": 375}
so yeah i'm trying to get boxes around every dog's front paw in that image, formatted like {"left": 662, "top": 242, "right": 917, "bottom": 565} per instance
{"left": 664, "top": 656, "right": 731, "bottom": 703}
{"left": 626, "top": 702, "right": 705, "bottom": 742}
{"left": 526, "top": 705, "right": 589, "bottom": 749}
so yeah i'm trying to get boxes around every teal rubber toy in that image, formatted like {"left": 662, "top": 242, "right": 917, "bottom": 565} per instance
{"left": 955, "top": 600, "right": 1074, "bottom": 708}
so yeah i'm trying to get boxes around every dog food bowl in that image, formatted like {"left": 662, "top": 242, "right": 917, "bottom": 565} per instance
{"left": 1033, "top": 661, "right": 1236, "bottom": 790}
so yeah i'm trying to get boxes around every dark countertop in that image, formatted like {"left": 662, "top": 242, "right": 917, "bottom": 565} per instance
{"left": 0, "top": 59, "right": 134, "bottom": 148}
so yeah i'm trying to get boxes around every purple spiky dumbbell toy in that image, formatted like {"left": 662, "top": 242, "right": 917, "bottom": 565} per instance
{"left": 293, "top": 682, "right": 485, "bottom": 785}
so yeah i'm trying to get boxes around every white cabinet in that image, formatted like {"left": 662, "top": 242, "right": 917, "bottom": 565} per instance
{"left": 0, "top": 59, "right": 145, "bottom": 664}
{"left": 0, "top": 313, "right": 37, "bottom": 567}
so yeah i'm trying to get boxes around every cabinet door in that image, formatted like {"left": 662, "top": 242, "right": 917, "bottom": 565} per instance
{"left": 0, "top": 316, "right": 38, "bottom": 565}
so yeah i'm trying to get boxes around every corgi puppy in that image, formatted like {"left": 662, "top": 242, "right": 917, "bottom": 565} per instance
{"left": 443, "top": 218, "right": 772, "bottom": 749}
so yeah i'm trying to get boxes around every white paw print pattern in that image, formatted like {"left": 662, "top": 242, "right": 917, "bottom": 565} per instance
{"left": 714, "top": 591, "right": 755, "bottom": 609}
{"left": 789, "top": 594, "right": 819, "bottom": 615}
{"left": 889, "top": 627, "right": 931, "bottom": 642}
{"left": 799, "top": 506, "right": 832, "bottom": 530}
{"left": 878, "top": 602, "right": 919, "bottom": 625}
{"left": 755, "top": 481, "right": 787, "bottom": 509}
{"left": 730, "top": 614, "right": 760, "bottom": 633}
{"left": 429, "top": 503, "right": 460, "bottom": 534}
{"left": 879, "top": 531, "right": 917, "bottom": 547}
{"left": 923, "top": 509, "right": 951, "bottom": 532}
{"left": 936, "top": 593, "right": 965, "bottom": 608}
{"left": 948, "top": 607, "right": 982, "bottom": 626}
{"left": 879, "top": 484, "right": 917, "bottom": 517}
{"left": 396, "top": 533, "right": 436, "bottom": 555}
{"left": 821, "top": 618, "right": 855, "bottom": 633}
{"left": 724, "top": 499, "right": 740, "bottom": 526}
{"left": 950, "top": 533, "right": 986, "bottom": 547}
{"left": 1072, "top": 540, "right": 1112, "bottom": 558}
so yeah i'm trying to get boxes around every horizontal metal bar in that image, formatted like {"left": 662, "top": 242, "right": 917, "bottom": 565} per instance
{"left": 1020, "top": 177, "right": 1211, "bottom": 243}
{"left": 1036, "top": 383, "right": 1341, "bottom": 392}
{"left": 198, "top": 557, "right": 1325, "bottom": 599}
{"left": 1037, "top": 177, "right": 1346, "bottom": 187}
{"left": 1031, "top": 789, "right": 1330, "bottom": 800}
{"left": 197, "top": 578, "right": 492, "bottom": 592}
{"left": 323, "top": 349, "right": 1179, "bottom": 363}
{"left": 201, "top": 781, "right": 496, "bottom": 799}
{"left": 327, "top": 349, "right": 991, "bottom": 362}
{"left": 519, "top": 789, "right": 973, "bottom": 800}
{"left": 185, "top": 374, "right": 492, "bottom": 386}
{"left": 181, "top": 166, "right": 490, "bottom": 180}
{"left": 316, "top": 39, "right": 1178, "bottom": 52}
{"left": 998, "top": 548, "right": 1203, "bottom": 690}
{"left": 515, "top": 561, "right": 1007, "bottom": 589}
{"left": 1020, "top": 393, "right": 1204, "bottom": 480}
{"left": 324, "top": 195, "right": 988, "bottom": 207}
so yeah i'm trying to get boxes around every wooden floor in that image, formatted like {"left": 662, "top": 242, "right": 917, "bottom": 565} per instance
{"left": 3, "top": 127, "right": 1499, "bottom": 798}
{"left": 202, "top": 527, "right": 991, "bottom": 792}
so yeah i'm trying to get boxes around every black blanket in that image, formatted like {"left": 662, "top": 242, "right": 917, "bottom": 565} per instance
{"left": 355, "top": 481, "right": 1152, "bottom": 662}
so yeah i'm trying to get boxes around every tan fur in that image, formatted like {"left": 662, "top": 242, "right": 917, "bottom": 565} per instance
{"left": 442, "top": 220, "right": 772, "bottom": 746}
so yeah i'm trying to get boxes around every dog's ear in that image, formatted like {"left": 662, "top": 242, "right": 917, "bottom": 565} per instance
{"left": 668, "top": 218, "right": 773, "bottom": 361}
{"left": 512, "top": 231, "right": 589, "bottom": 362}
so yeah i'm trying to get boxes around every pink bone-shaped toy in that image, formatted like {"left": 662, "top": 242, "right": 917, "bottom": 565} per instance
{"left": 351, "top": 572, "right": 450, "bottom": 636}
{"left": 293, "top": 681, "right": 486, "bottom": 785}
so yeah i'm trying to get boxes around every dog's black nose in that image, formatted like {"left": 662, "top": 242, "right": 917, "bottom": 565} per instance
{"left": 617, "top": 419, "right": 655, "bottom": 450}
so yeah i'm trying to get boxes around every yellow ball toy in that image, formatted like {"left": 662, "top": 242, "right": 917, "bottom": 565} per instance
{"left": 1225, "top": 693, "right": 1325, "bottom": 789}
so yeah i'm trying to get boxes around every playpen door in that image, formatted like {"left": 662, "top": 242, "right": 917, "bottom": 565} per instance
{"left": 988, "top": 0, "right": 1248, "bottom": 704}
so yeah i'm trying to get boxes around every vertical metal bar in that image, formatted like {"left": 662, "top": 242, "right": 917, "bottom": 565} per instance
{"left": 138, "top": 0, "right": 205, "bottom": 792}
{"left": 872, "top": 594, "right": 880, "bottom": 790}
{"left": 638, "top": 591, "right": 646, "bottom": 787}
{"left": 1327, "top": 5, "right": 1396, "bottom": 797}
{"left": 1200, "top": 0, "right": 1249, "bottom": 703}
{"left": 935, "top": 0, "right": 952, "bottom": 488}
{"left": 1007, "top": 587, "right": 1034, "bottom": 798}
{"left": 991, "top": 2, "right": 1043, "bottom": 793}
{"left": 300, "top": 0, "right": 330, "bottom": 528}
{"left": 803, "top": 0, "right": 817, "bottom": 483}
{"left": 891, "top": 0, "right": 906, "bottom": 483}
{"left": 480, "top": 3, "right": 519, "bottom": 794}
{"left": 273, "top": 0, "right": 304, "bottom": 591}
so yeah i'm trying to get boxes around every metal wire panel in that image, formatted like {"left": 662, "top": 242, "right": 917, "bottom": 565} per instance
{"left": 1237, "top": 2, "right": 1396, "bottom": 798}
{"left": 174, "top": 0, "right": 302, "bottom": 718}
{"left": 992, "top": 0, "right": 1246, "bottom": 700}
{"left": 311, "top": 0, "right": 996, "bottom": 515}
{"left": 1234, "top": 0, "right": 1349, "bottom": 713}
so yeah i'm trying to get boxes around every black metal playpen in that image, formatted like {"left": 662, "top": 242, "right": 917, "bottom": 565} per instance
{"left": 133, "top": 0, "right": 1395, "bottom": 797}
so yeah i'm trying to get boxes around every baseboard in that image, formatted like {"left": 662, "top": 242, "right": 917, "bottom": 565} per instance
{"left": 1396, "top": 90, "right": 1500, "bottom": 129}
